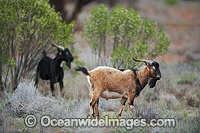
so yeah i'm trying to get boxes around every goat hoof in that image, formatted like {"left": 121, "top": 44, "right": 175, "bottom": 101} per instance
{"left": 117, "top": 115, "right": 121, "bottom": 119}
{"left": 90, "top": 113, "right": 95, "bottom": 119}
{"left": 129, "top": 107, "right": 135, "bottom": 113}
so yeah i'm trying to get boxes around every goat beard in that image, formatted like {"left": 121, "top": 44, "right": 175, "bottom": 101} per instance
{"left": 66, "top": 61, "right": 71, "bottom": 69}
{"left": 148, "top": 78, "right": 158, "bottom": 88}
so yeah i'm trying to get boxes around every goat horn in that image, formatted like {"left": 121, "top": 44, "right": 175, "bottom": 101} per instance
{"left": 132, "top": 57, "right": 153, "bottom": 65}
{"left": 52, "top": 44, "right": 65, "bottom": 51}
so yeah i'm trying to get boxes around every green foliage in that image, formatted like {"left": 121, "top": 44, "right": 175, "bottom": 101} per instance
{"left": 165, "top": 0, "right": 179, "bottom": 5}
{"left": 82, "top": 4, "right": 170, "bottom": 68}
{"left": 82, "top": 5, "right": 109, "bottom": 64}
{"left": 111, "top": 45, "right": 135, "bottom": 68}
{"left": 0, "top": 0, "right": 75, "bottom": 90}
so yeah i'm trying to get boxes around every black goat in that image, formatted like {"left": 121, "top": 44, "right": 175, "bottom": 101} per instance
{"left": 35, "top": 44, "right": 73, "bottom": 96}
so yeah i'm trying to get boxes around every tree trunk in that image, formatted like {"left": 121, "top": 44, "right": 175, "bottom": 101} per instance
{"left": 49, "top": 0, "right": 67, "bottom": 22}
{"left": 49, "top": 0, "right": 93, "bottom": 24}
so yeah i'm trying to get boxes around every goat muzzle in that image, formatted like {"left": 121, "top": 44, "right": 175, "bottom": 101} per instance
{"left": 66, "top": 61, "right": 71, "bottom": 69}
{"left": 156, "top": 75, "right": 161, "bottom": 80}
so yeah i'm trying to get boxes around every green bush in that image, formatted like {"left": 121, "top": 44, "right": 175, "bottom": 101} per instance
{"left": 0, "top": 0, "right": 74, "bottom": 91}
{"left": 82, "top": 5, "right": 109, "bottom": 65}
{"left": 165, "top": 0, "right": 179, "bottom": 5}
{"left": 82, "top": 4, "right": 170, "bottom": 68}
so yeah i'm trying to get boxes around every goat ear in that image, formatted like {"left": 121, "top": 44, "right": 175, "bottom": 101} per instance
{"left": 148, "top": 78, "right": 158, "bottom": 88}
{"left": 57, "top": 48, "right": 62, "bottom": 55}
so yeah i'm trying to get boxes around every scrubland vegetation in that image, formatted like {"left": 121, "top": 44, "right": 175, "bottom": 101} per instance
{"left": 0, "top": 0, "right": 200, "bottom": 132}
{"left": 0, "top": 62, "right": 199, "bottom": 132}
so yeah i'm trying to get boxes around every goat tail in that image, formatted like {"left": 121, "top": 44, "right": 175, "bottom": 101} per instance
{"left": 76, "top": 67, "right": 89, "bottom": 75}
{"left": 42, "top": 50, "right": 46, "bottom": 57}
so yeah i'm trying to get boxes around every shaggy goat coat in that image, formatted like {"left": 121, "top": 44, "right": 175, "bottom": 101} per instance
{"left": 77, "top": 59, "right": 161, "bottom": 119}
{"left": 86, "top": 66, "right": 150, "bottom": 99}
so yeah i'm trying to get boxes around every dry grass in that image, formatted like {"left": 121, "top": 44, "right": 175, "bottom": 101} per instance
{"left": 37, "top": 72, "right": 89, "bottom": 99}
{"left": 0, "top": 62, "right": 200, "bottom": 132}
{"left": 63, "top": 72, "right": 89, "bottom": 99}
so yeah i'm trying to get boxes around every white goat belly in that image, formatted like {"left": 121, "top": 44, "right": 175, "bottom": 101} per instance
{"left": 100, "top": 91, "right": 127, "bottom": 99}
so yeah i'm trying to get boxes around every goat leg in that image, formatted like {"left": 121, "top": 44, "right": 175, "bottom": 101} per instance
{"left": 133, "top": 95, "right": 138, "bottom": 107}
{"left": 89, "top": 89, "right": 101, "bottom": 119}
{"left": 117, "top": 97, "right": 127, "bottom": 119}
{"left": 59, "top": 81, "right": 64, "bottom": 97}
{"left": 50, "top": 81, "right": 55, "bottom": 96}
{"left": 128, "top": 94, "right": 134, "bottom": 113}
{"left": 89, "top": 101, "right": 95, "bottom": 119}
{"left": 94, "top": 98, "right": 99, "bottom": 119}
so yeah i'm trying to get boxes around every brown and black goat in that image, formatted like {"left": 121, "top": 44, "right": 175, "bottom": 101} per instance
{"left": 76, "top": 57, "right": 161, "bottom": 119}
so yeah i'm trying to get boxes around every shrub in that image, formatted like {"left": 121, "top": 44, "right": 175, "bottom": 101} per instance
{"left": 82, "top": 5, "right": 109, "bottom": 65}
{"left": 165, "top": 0, "right": 179, "bottom": 5}
{"left": 159, "top": 92, "right": 180, "bottom": 110}
{"left": 3, "top": 80, "right": 90, "bottom": 118}
{"left": 82, "top": 4, "right": 170, "bottom": 68}
{"left": 0, "top": 0, "right": 74, "bottom": 92}
{"left": 185, "top": 90, "right": 200, "bottom": 107}
{"left": 133, "top": 103, "right": 162, "bottom": 121}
